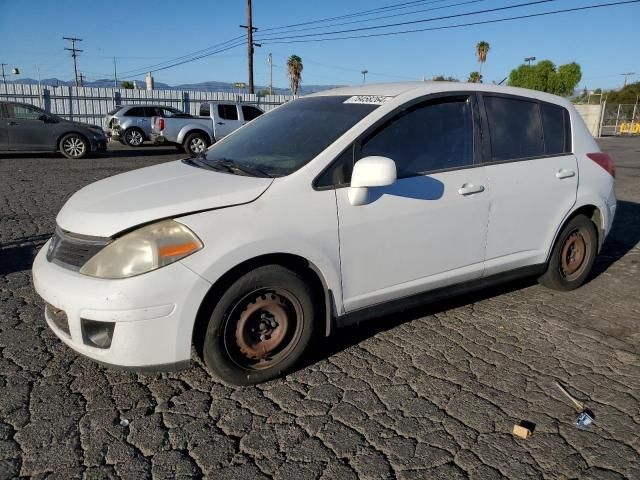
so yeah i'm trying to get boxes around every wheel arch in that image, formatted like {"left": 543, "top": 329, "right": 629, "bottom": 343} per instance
{"left": 546, "top": 203, "right": 604, "bottom": 263}
{"left": 57, "top": 130, "right": 91, "bottom": 153}
{"left": 191, "top": 252, "right": 334, "bottom": 355}
{"left": 178, "top": 126, "right": 214, "bottom": 145}
{"left": 123, "top": 125, "right": 147, "bottom": 140}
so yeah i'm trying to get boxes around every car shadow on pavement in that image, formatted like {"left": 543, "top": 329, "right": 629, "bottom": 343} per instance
{"left": 0, "top": 234, "right": 50, "bottom": 276}
{"left": 589, "top": 199, "right": 640, "bottom": 280}
{"left": 300, "top": 276, "right": 538, "bottom": 372}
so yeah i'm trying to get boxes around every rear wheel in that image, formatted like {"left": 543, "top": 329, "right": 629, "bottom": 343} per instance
{"left": 123, "top": 127, "right": 145, "bottom": 147}
{"left": 184, "top": 132, "right": 210, "bottom": 156}
{"left": 59, "top": 133, "right": 89, "bottom": 159}
{"left": 539, "top": 214, "right": 597, "bottom": 291}
{"left": 202, "top": 265, "right": 317, "bottom": 385}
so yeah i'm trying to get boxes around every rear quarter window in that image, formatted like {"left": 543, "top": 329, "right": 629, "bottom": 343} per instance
{"left": 541, "top": 103, "right": 571, "bottom": 154}
{"left": 483, "top": 95, "right": 544, "bottom": 161}
{"left": 124, "top": 107, "right": 145, "bottom": 117}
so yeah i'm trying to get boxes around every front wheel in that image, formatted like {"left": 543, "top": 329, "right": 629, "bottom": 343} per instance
{"left": 59, "top": 133, "right": 89, "bottom": 159}
{"left": 539, "top": 214, "right": 597, "bottom": 291}
{"left": 202, "top": 265, "right": 317, "bottom": 385}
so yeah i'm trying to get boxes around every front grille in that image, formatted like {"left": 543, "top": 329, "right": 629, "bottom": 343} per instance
{"left": 45, "top": 303, "right": 70, "bottom": 337}
{"left": 47, "top": 227, "right": 110, "bottom": 271}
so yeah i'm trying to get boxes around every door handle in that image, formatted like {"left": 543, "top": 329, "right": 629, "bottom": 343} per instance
{"left": 458, "top": 183, "right": 485, "bottom": 196}
{"left": 556, "top": 169, "right": 575, "bottom": 179}
{"left": 8, "top": 121, "right": 17, "bottom": 126}
{"left": 216, "top": 122, "right": 225, "bottom": 125}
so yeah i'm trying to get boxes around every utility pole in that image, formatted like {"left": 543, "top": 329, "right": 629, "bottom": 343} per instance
{"left": 240, "top": 0, "right": 258, "bottom": 94}
{"left": 0, "top": 64, "right": 6, "bottom": 85}
{"left": 361, "top": 70, "right": 368, "bottom": 85}
{"left": 621, "top": 72, "right": 635, "bottom": 87}
{"left": 113, "top": 57, "right": 118, "bottom": 88}
{"left": 524, "top": 56, "right": 536, "bottom": 66}
{"left": 268, "top": 53, "right": 273, "bottom": 95}
{"left": 78, "top": 73, "right": 85, "bottom": 87}
{"left": 63, "top": 36, "right": 83, "bottom": 86}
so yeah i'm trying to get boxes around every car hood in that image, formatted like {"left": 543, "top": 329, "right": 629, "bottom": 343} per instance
{"left": 56, "top": 160, "right": 273, "bottom": 237}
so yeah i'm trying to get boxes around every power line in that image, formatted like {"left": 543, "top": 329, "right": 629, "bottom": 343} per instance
{"left": 256, "top": 0, "right": 488, "bottom": 38}
{"left": 116, "top": 35, "right": 246, "bottom": 77}
{"left": 259, "top": 0, "right": 454, "bottom": 33}
{"left": 256, "top": 0, "right": 640, "bottom": 45}
{"left": 112, "top": 0, "right": 472, "bottom": 79}
{"left": 256, "top": 0, "right": 560, "bottom": 42}
{"left": 118, "top": 40, "right": 247, "bottom": 79}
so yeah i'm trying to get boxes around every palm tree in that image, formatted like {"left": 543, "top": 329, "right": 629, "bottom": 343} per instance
{"left": 468, "top": 71, "right": 482, "bottom": 83}
{"left": 287, "top": 55, "right": 303, "bottom": 95}
{"left": 476, "top": 41, "right": 490, "bottom": 78}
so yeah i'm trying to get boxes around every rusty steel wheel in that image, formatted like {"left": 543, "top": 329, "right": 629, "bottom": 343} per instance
{"left": 226, "top": 288, "right": 303, "bottom": 370}
{"left": 202, "top": 265, "right": 317, "bottom": 385}
{"left": 539, "top": 214, "right": 597, "bottom": 291}
{"left": 559, "top": 230, "right": 588, "bottom": 281}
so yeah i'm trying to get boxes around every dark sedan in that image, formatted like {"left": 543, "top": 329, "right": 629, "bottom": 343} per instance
{"left": 0, "top": 102, "right": 107, "bottom": 159}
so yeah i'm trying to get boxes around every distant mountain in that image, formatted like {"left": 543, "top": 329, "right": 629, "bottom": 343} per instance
{"left": 5, "top": 77, "right": 342, "bottom": 95}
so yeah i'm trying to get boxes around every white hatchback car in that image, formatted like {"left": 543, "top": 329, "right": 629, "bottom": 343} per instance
{"left": 32, "top": 82, "right": 616, "bottom": 385}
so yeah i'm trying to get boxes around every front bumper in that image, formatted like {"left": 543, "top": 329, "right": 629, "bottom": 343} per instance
{"left": 90, "top": 136, "right": 108, "bottom": 152}
{"left": 106, "top": 127, "right": 122, "bottom": 141}
{"left": 32, "top": 241, "right": 211, "bottom": 368}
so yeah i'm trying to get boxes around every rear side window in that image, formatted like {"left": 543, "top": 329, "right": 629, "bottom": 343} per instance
{"left": 360, "top": 97, "right": 474, "bottom": 177}
{"left": 218, "top": 104, "right": 239, "bottom": 121}
{"left": 242, "top": 105, "right": 263, "bottom": 121}
{"left": 541, "top": 103, "right": 571, "bottom": 154}
{"left": 484, "top": 96, "right": 544, "bottom": 161}
{"left": 199, "top": 104, "right": 210, "bottom": 116}
{"left": 124, "top": 107, "right": 145, "bottom": 117}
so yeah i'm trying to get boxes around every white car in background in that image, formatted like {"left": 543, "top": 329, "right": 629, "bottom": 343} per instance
{"left": 33, "top": 82, "right": 616, "bottom": 385}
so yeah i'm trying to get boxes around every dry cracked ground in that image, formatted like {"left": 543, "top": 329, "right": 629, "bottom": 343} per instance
{"left": 0, "top": 139, "right": 638, "bottom": 479}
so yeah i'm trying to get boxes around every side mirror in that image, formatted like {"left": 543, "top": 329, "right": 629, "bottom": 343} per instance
{"left": 38, "top": 114, "right": 48, "bottom": 122}
{"left": 348, "top": 156, "right": 397, "bottom": 206}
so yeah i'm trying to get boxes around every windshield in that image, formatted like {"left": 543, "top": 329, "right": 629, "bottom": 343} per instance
{"left": 201, "top": 96, "right": 379, "bottom": 177}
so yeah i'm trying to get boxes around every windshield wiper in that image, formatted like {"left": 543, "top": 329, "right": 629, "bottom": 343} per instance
{"left": 209, "top": 158, "right": 274, "bottom": 178}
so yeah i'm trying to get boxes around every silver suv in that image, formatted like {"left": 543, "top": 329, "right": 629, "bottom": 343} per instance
{"left": 106, "top": 105, "right": 191, "bottom": 147}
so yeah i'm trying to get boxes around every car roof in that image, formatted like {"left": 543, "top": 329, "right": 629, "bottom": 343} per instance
{"left": 119, "top": 104, "right": 180, "bottom": 109}
{"left": 308, "top": 81, "right": 573, "bottom": 108}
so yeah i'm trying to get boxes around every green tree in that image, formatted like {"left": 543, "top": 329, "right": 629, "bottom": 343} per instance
{"left": 468, "top": 71, "right": 482, "bottom": 83}
{"left": 606, "top": 81, "right": 640, "bottom": 104}
{"left": 476, "top": 41, "right": 490, "bottom": 77}
{"left": 507, "top": 60, "right": 582, "bottom": 96}
{"left": 287, "top": 55, "right": 303, "bottom": 95}
{"left": 432, "top": 75, "right": 459, "bottom": 82}
{"left": 120, "top": 80, "right": 134, "bottom": 89}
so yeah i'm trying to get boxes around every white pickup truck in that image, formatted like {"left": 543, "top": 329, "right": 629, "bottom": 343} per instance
{"left": 151, "top": 102, "right": 264, "bottom": 155}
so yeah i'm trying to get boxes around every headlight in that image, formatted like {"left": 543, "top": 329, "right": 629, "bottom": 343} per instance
{"left": 79, "top": 219, "right": 203, "bottom": 279}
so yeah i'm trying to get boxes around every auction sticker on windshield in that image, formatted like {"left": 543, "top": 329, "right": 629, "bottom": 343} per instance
{"left": 343, "top": 95, "right": 393, "bottom": 105}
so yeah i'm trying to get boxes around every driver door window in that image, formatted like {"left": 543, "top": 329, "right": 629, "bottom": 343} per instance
{"left": 359, "top": 97, "right": 474, "bottom": 176}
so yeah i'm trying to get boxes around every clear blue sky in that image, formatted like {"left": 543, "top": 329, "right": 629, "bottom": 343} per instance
{"left": 1, "top": 0, "right": 638, "bottom": 90}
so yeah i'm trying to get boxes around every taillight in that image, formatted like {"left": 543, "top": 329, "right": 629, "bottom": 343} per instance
{"left": 586, "top": 153, "right": 615, "bottom": 177}
{"left": 158, "top": 118, "right": 165, "bottom": 131}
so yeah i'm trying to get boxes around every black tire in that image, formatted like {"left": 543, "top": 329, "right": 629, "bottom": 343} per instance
{"left": 184, "top": 132, "right": 210, "bottom": 156}
{"left": 202, "top": 265, "right": 317, "bottom": 385}
{"left": 123, "top": 127, "right": 145, "bottom": 147}
{"left": 539, "top": 214, "right": 598, "bottom": 291}
{"left": 59, "top": 133, "right": 89, "bottom": 159}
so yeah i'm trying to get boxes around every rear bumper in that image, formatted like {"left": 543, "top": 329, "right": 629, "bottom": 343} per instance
{"left": 150, "top": 132, "right": 168, "bottom": 144}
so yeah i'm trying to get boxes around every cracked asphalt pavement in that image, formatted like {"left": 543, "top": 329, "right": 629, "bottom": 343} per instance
{"left": 1, "top": 139, "right": 639, "bottom": 479}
